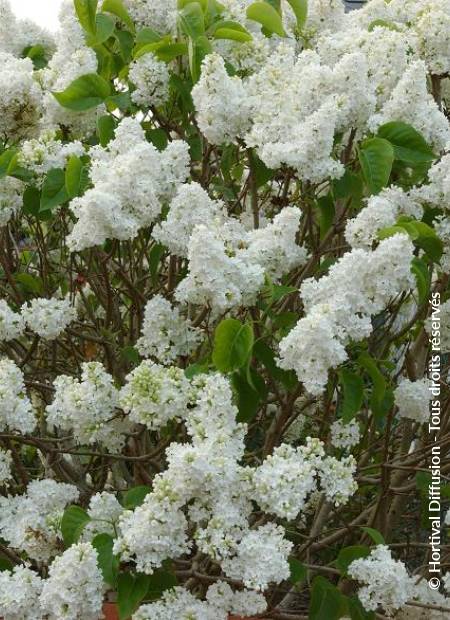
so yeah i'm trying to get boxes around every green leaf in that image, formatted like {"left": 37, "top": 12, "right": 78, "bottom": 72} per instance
{"left": 411, "top": 257, "right": 430, "bottom": 304}
{"left": 134, "top": 41, "right": 188, "bottom": 62}
{"left": 15, "top": 273, "right": 44, "bottom": 295}
{"left": 0, "top": 557, "right": 13, "bottom": 572}
{"left": 74, "top": 0, "right": 99, "bottom": 35}
{"left": 347, "top": 596, "right": 376, "bottom": 620}
{"left": 377, "top": 122, "right": 435, "bottom": 166}
{"left": 309, "top": 576, "right": 346, "bottom": 620}
{"left": 97, "top": 114, "right": 116, "bottom": 147}
{"left": 254, "top": 340, "right": 297, "bottom": 389}
{"left": 212, "top": 318, "right": 254, "bottom": 374}
{"left": 0, "top": 148, "right": 17, "bottom": 178}
{"left": 53, "top": 73, "right": 111, "bottom": 111}
{"left": 358, "top": 353, "right": 386, "bottom": 418}
{"left": 121, "top": 345, "right": 140, "bottom": 365}
{"left": 22, "top": 186, "right": 41, "bottom": 217}
{"left": 117, "top": 572, "right": 151, "bottom": 620}
{"left": 335, "top": 545, "right": 370, "bottom": 576}
{"left": 92, "top": 533, "right": 119, "bottom": 586}
{"left": 40, "top": 168, "right": 69, "bottom": 212}
{"left": 289, "top": 558, "right": 307, "bottom": 585}
{"left": 102, "top": 0, "right": 135, "bottom": 31}
{"left": 249, "top": 150, "right": 275, "bottom": 187}
{"left": 338, "top": 369, "right": 364, "bottom": 423}
{"left": 211, "top": 20, "right": 252, "bottom": 42}
{"left": 149, "top": 243, "right": 165, "bottom": 284}
{"left": 360, "top": 526, "right": 385, "bottom": 545}
{"left": 286, "top": 0, "right": 307, "bottom": 28}
{"left": 358, "top": 137, "right": 394, "bottom": 195}
{"left": 61, "top": 505, "right": 91, "bottom": 547}
{"left": 179, "top": 2, "right": 205, "bottom": 40}
{"left": 24, "top": 44, "right": 48, "bottom": 69}
{"left": 246, "top": 1, "right": 286, "bottom": 37}
{"left": 232, "top": 367, "right": 266, "bottom": 422}
{"left": 146, "top": 568, "right": 178, "bottom": 601}
{"left": 122, "top": 485, "right": 151, "bottom": 509}
{"left": 65, "top": 156, "right": 84, "bottom": 199}
{"left": 317, "top": 194, "right": 335, "bottom": 239}
{"left": 86, "top": 13, "right": 115, "bottom": 46}
{"left": 378, "top": 220, "right": 443, "bottom": 263}
{"left": 188, "top": 35, "right": 212, "bottom": 82}
{"left": 135, "top": 27, "right": 163, "bottom": 49}
{"left": 368, "top": 18, "right": 400, "bottom": 32}
{"left": 147, "top": 128, "right": 168, "bottom": 151}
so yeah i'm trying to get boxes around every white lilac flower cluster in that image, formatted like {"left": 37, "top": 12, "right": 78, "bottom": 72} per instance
{"left": 175, "top": 207, "right": 307, "bottom": 312}
{"left": 129, "top": 52, "right": 170, "bottom": 109}
{"left": 67, "top": 117, "right": 189, "bottom": 251}
{"left": 0, "top": 359, "right": 36, "bottom": 433}
{"left": 348, "top": 545, "right": 416, "bottom": 613}
{"left": 394, "top": 378, "right": 431, "bottom": 423}
{"left": 0, "top": 0, "right": 54, "bottom": 58}
{"left": 19, "top": 131, "right": 84, "bottom": 179}
{"left": 0, "top": 479, "right": 79, "bottom": 561}
{"left": 136, "top": 295, "right": 202, "bottom": 364}
{"left": 0, "top": 300, "right": 24, "bottom": 341}
{"left": 39, "top": 542, "right": 105, "bottom": 620}
{"left": 123, "top": 0, "right": 178, "bottom": 33}
{"left": 21, "top": 295, "right": 77, "bottom": 340}
{"left": 278, "top": 234, "right": 415, "bottom": 394}
{"left": 46, "top": 361, "right": 129, "bottom": 451}
{"left": 0, "top": 565, "right": 44, "bottom": 620}
{"left": 82, "top": 491, "right": 124, "bottom": 541}
{"left": 0, "top": 177, "right": 24, "bottom": 227}
{"left": 0, "top": 447, "right": 12, "bottom": 484}
{"left": 330, "top": 419, "right": 361, "bottom": 450}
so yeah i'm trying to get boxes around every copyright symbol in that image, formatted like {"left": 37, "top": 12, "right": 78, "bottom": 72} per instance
{"left": 429, "top": 577, "right": 440, "bottom": 590}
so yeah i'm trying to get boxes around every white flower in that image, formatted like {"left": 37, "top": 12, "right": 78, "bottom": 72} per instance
{"left": 120, "top": 361, "right": 191, "bottom": 431}
{"left": 330, "top": 419, "right": 361, "bottom": 450}
{"left": 394, "top": 377, "right": 431, "bottom": 423}
{"left": 348, "top": 545, "right": 415, "bottom": 613}
{"left": 0, "top": 479, "right": 79, "bottom": 561}
{"left": 46, "top": 361, "right": 128, "bottom": 451}
{"left": 19, "top": 131, "right": 84, "bottom": 178}
{"left": 0, "top": 177, "right": 24, "bottom": 227}
{"left": 136, "top": 295, "right": 202, "bottom": 364}
{"left": 0, "top": 448, "right": 12, "bottom": 484}
{"left": 319, "top": 455, "right": 358, "bottom": 506}
{"left": 83, "top": 492, "right": 124, "bottom": 541}
{"left": 40, "top": 542, "right": 105, "bottom": 620}
{"left": 0, "top": 300, "right": 24, "bottom": 341}
{"left": 0, "top": 358, "right": 36, "bottom": 434}
{"left": 129, "top": 53, "right": 170, "bottom": 108}
{"left": 0, "top": 565, "right": 44, "bottom": 620}
{"left": 123, "top": 0, "right": 177, "bottom": 33}
{"left": 192, "top": 53, "right": 252, "bottom": 145}
{"left": 415, "top": 2, "right": 450, "bottom": 76}
{"left": 21, "top": 295, "right": 77, "bottom": 340}
{"left": 221, "top": 523, "right": 293, "bottom": 591}
{"left": 0, "top": 52, "right": 42, "bottom": 141}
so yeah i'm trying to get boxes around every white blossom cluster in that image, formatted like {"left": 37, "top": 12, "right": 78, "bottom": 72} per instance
{"left": 0, "top": 358, "right": 36, "bottom": 433}
{"left": 82, "top": 491, "right": 124, "bottom": 541}
{"left": 0, "top": 448, "right": 12, "bottom": 484}
{"left": 0, "top": 479, "right": 79, "bottom": 561}
{"left": 330, "top": 419, "right": 361, "bottom": 450}
{"left": 136, "top": 295, "right": 202, "bottom": 364}
{"left": 129, "top": 53, "right": 170, "bottom": 109}
{"left": 19, "top": 130, "right": 84, "bottom": 179}
{"left": 394, "top": 377, "right": 431, "bottom": 423}
{"left": 0, "top": 177, "right": 24, "bottom": 227}
{"left": 120, "top": 360, "right": 191, "bottom": 430}
{"left": 0, "top": 565, "right": 44, "bottom": 620}
{"left": 0, "top": 300, "right": 24, "bottom": 342}
{"left": 348, "top": 545, "right": 416, "bottom": 613}
{"left": 39, "top": 542, "right": 105, "bottom": 620}
{"left": 124, "top": 0, "right": 177, "bottom": 33}
{"left": 0, "top": 0, "right": 54, "bottom": 58}
{"left": 278, "top": 234, "right": 415, "bottom": 394}
{"left": 67, "top": 118, "right": 189, "bottom": 251}
{"left": 21, "top": 295, "right": 77, "bottom": 340}
{"left": 46, "top": 361, "right": 128, "bottom": 451}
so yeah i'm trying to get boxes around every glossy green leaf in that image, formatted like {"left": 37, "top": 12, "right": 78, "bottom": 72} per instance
{"left": 286, "top": 0, "right": 308, "bottom": 28}
{"left": 246, "top": 1, "right": 286, "bottom": 36}
{"left": 309, "top": 576, "right": 346, "bottom": 620}
{"left": 360, "top": 526, "right": 385, "bottom": 545}
{"left": 358, "top": 137, "right": 394, "bottom": 195}
{"left": 338, "top": 369, "right": 364, "bottom": 423}
{"left": 212, "top": 319, "right": 254, "bottom": 374}
{"left": 335, "top": 545, "right": 370, "bottom": 575}
{"left": 377, "top": 122, "right": 435, "bottom": 165}
{"left": 188, "top": 35, "right": 212, "bottom": 82}
{"left": 74, "top": 0, "right": 99, "bottom": 35}
{"left": 232, "top": 367, "right": 266, "bottom": 422}
{"left": 117, "top": 572, "right": 151, "bottom": 620}
{"left": 92, "top": 533, "right": 119, "bottom": 586}
{"left": 146, "top": 568, "right": 178, "bottom": 601}
{"left": 289, "top": 558, "right": 307, "bottom": 584}
{"left": 97, "top": 114, "right": 116, "bottom": 147}
{"left": 411, "top": 257, "right": 430, "bottom": 304}
{"left": 179, "top": 2, "right": 205, "bottom": 40}
{"left": 40, "top": 168, "right": 69, "bottom": 211}
{"left": 65, "top": 155, "right": 84, "bottom": 199}
{"left": 122, "top": 485, "right": 151, "bottom": 509}
{"left": 211, "top": 20, "right": 252, "bottom": 42}
{"left": 61, "top": 505, "right": 91, "bottom": 547}
{"left": 86, "top": 13, "right": 115, "bottom": 46}
{"left": 102, "top": 0, "right": 135, "bottom": 31}
{"left": 53, "top": 73, "right": 111, "bottom": 111}
{"left": 358, "top": 353, "right": 386, "bottom": 417}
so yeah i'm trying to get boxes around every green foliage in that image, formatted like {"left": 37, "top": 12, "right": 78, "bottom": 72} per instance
{"left": 338, "top": 369, "right": 364, "bottom": 423}
{"left": 65, "top": 155, "right": 84, "bottom": 199}
{"left": 286, "top": 0, "right": 308, "bottom": 29}
{"left": 289, "top": 557, "right": 308, "bottom": 584}
{"left": 92, "top": 533, "right": 120, "bottom": 586}
{"left": 61, "top": 505, "right": 91, "bottom": 547}
{"left": 377, "top": 122, "right": 435, "bottom": 166}
{"left": 360, "top": 526, "right": 386, "bottom": 545}
{"left": 358, "top": 137, "right": 394, "bottom": 195}
{"left": 378, "top": 219, "right": 443, "bottom": 263}
{"left": 53, "top": 73, "right": 112, "bottom": 111}
{"left": 122, "top": 485, "right": 151, "bottom": 509}
{"left": 74, "top": 0, "right": 99, "bottom": 35}
{"left": 335, "top": 545, "right": 370, "bottom": 575}
{"left": 246, "top": 1, "right": 286, "bottom": 36}
{"left": 102, "top": 0, "right": 135, "bottom": 31}
{"left": 40, "top": 168, "right": 69, "bottom": 212}
{"left": 117, "top": 572, "right": 151, "bottom": 620}
{"left": 212, "top": 318, "right": 254, "bottom": 373}
{"left": 309, "top": 576, "right": 347, "bottom": 620}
